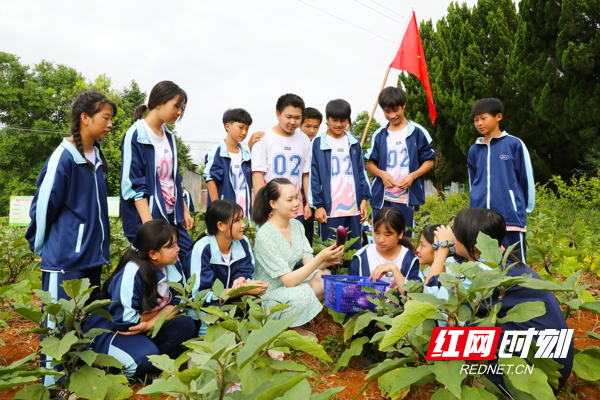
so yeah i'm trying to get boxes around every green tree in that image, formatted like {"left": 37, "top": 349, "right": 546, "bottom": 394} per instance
{"left": 350, "top": 110, "right": 381, "bottom": 152}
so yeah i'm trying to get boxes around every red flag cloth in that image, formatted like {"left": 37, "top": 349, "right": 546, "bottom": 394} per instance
{"left": 389, "top": 11, "right": 437, "bottom": 125}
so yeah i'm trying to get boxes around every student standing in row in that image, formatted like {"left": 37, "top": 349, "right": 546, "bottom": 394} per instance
{"left": 251, "top": 94, "right": 312, "bottom": 224}
{"left": 120, "top": 81, "right": 194, "bottom": 265}
{"left": 204, "top": 108, "right": 253, "bottom": 219}
{"left": 309, "top": 99, "right": 370, "bottom": 257}
{"left": 26, "top": 91, "right": 116, "bottom": 385}
{"left": 468, "top": 98, "right": 534, "bottom": 262}
{"left": 365, "top": 87, "right": 435, "bottom": 237}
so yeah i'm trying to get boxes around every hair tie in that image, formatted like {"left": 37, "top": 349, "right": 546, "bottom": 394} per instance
{"left": 131, "top": 244, "right": 139, "bottom": 253}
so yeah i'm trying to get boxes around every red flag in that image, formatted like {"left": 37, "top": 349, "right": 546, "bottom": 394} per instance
{"left": 390, "top": 11, "right": 437, "bottom": 125}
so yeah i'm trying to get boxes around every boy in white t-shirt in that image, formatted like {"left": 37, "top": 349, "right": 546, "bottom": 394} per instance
{"left": 204, "top": 108, "right": 253, "bottom": 218}
{"left": 364, "top": 87, "right": 435, "bottom": 237}
{"left": 251, "top": 94, "right": 312, "bottom": 223}
{"left": 308, "top": 99, "right": 371, "bottom": 258}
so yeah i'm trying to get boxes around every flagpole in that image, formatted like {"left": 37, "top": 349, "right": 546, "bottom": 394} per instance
{"left": 360, "top": 66, "right": 391, "bottom": 148}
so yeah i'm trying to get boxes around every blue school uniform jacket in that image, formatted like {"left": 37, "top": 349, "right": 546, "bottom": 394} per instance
{"left": 467, "top": 132, "right": 535, "bottom": 228}
{"left": 120, "top": 120, "right": 185, "bottom": 240}
{"left": 25, "top": 139, "right": 109, "bottom": 271}
{"left": 426, "top": 263, "right": 573, "bottom": 389}
{"left": 363, "top": 121, "right": 435, "bottom": 209}
{"left": 203, "top": 141, "right": 252, "bottom": 217}
{"left": 182, "top": 188, "right": 195, "bottom": 213}
{"left": 308, "top": 132, "right": 371, "bottom": 214}
{"left": 348, "top": 244, "right": 421, "bottom": 283}
{"left": 187, "top": 235, "right": 255, "bottom": 306}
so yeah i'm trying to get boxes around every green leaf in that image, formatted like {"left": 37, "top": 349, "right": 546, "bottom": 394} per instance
{"left": 227, "top": 285, "right": 262, "bottom": 298}
{"left": 343, "top": 313, "right": 358, "bottom": 342}
{"left": 587, "top": 331, "right": 600, "bottom": 340}
{"left": 69, "top": 365, "right": 109, "bottom": 400}
{"left": 275, "top": 330, "right": 332, "bottom": 362}
{"left": 497, "top": 301, "right": 546, "bottom": 323}
{"left": 276, "top": 378, "right": 311, "bottom": 399}
{"left": 237, "top": 314, "right": 296, "bottom": 369}
{"left": 389, "top": 365, "right": 435, "bottom": 394}
{"left": 519, "top": 279, "right": 571, "bottom": 292}
{"left": 526, "top": 340, "right": 563, "bottom": 390}
{"left": 353, "top": 312, "right": 377, "bottom": 335}
{"left": 428, "top": 361, "right": 465, "bottom": 398}
{"left": 407, "top": 292, "right": 446, "bottom": 306}
{"left": 0, "top": 376, "right": 39, "bottom": 391}
{"left": 89, "top": 308, "right": 114, "bottom": 322}
{"left": 476, "top": 232, "right": 502, "bottom": 265}
{"left": 499, "top": 357, "right": 554, "bottom": 399}
{"left": 61, "top": 278, "right": 90, "bottom": 300}
{"left": 148, "top": 354, "right": 179, "bottom": 375}
{"left": 12, "top": 306, "right": 43, "bottom": 324}
{"left": 40, "top": 330, "right": 78, "bottom": 360}
{"left": 460, "top": 386, "right": 497, "bottom": 400}
{"left": 468, "top": 270, "right": 504, "bottom": 293}
{"left": 212, "top": 279, "right": 225, "bottom": 298}
{"left": 137, "top": 377, "right": 190, "bottom": 395}
{"left": 78, "top": 350, "right": 98, "bottom": 366}
{"left": 379, "top": 300, "right": 439, "bottom": 350}
{"left": 149, "top": 311, "right": 170, "bottom": 338}
{"left": 431, "top": 387, "right": 457, "bottom": 400}
{"left": 33, "top": 289, "right": 56, "bottom": 306}
{"left": 92, "top": 353, "right": 124, "bottom": 369}
{"left": 13, "top": 384, "right": 50, "bottom": 400}
{"left": 82, "top": 299, "right": 113, "bottom": 314}
{"left": 334, "top": 336, "right": 368, "bottom": 373}
{"left": 311, "top": 387, "right": 345, "bottom": 400}
{"left": 83, "top": 328, "right": 112, "bottom": 339}
{"left": 378, "top": 369, "right": 410, "bottom": 399}
{"left": 239, "top": 362, "right": 272, "bottom": 394}
{"left": 103, "top": 373, "right": 134, "bottom": 399}
{"left": 254, "top": 372, "right": 308, "bottom": 400}
{"left": 327, "top": 308, "right": 347, "bottom": 324}
{"left": 572, "top": 347, "right": 600, "bottom": 381}
{"left": 580, "top": 302, "right": 600, "bottom": 314}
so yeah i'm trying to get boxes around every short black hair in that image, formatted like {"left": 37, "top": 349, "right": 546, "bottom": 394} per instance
{"left": 222, "top": 108, "right": 252, "bottom": 126}
{"left": 378, "top": 86, "right": 407, "bottom": 109}
{"left": 325, "top": 99, "right": 351, "bottom": 123}
{"left": 276, "top": 93, "right": 305, "bottom": 114}
{"left": 471, "top": 98, "right": 504, "bottom": 118}
{"left": 303, "top": 107, "right": 323, "bottom": 124}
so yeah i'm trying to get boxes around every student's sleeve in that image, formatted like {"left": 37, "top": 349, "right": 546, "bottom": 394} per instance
{"left": 188, "top": 195, "right": 195, "bottom": 213}
{"left": 121, "top": 128, "right": 150, "bottom": 202}
{"left": 113, "top": 264, "right": 144, "bottom": 331}
{"left": 204, "top": 145, "right": 225, "bottom": 183}
{"left": 25, "top": 155, "right": 69, "bottom": 255}
{"left": 302, "top": 137, "right": 311, "bottom": 174}
{"left": 233, "top": 237, "right": 255, "bottom": 281}
{"left": 357, "top": 147, "right": 372, "bottom": 200}
{"left": 308, "top": 140, "right": 323, "bottom": 208}
{"left": 415, "top": 125, "right": 436, "bottom": 163}
{"left": 515, "top": 139, "right": 535, "bottom": 213}
{"left": 402, "top": 256, "right": 422, "bottom": 282}
{"left": 363, "top": 127, "right": 383, "bottom": 161}
{"left": 467, "top": 147, "right": 476, "bottom": 190}
{"left": 250, "top": 139, "right": 268, "bottom": 172}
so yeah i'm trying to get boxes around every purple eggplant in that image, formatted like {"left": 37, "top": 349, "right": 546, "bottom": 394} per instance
{"left": 336, "top": 225, "right": 347, "bottom": 248}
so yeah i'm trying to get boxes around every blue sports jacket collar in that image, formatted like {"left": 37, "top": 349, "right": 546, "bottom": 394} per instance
{"left": 60, "top": 138, "right": 103, "bottom": 170}
{"left": 133, "top": 119, "right": 174, "bottom": 145}
{"left": 474, "top": 131, "right": 509, "bottom": 145}
{"left": 206, "top": 235, "right": 249, "bottom": 265}
{"left": 318, "top": 131, "right": 359, "bottom": 150}
{"left": 218, "top": 140, "right": 251, "bottom": 162}
{"left": 154, "top": 263, "right": 183, "bottom": 284}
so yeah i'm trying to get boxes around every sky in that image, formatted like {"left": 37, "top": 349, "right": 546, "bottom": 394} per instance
{"left": 1, "top": 0, "right": 477, "bottom": 164}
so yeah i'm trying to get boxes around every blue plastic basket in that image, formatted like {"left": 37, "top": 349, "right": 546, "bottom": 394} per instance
{"left": 322, "top": 275, "right": 389, "bottom": 313}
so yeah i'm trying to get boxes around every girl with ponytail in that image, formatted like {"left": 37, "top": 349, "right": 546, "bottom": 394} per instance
{"left": 84, "top": 220, "right": 196, "bottom": 379}
{"left": 120, "top": 81, "right": 194, "bottom": 267}
{"left": 25, "top": 91, "right": 116, "bottom": 386}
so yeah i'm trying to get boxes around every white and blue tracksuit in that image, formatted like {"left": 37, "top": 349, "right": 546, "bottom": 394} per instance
{"left": 425, "top": 263, "right": 573, "bottom": 396}
{"left": 308, "top": 132, "right": 371, "bottom": 251}
{"left": 83, "top": 261, "right": 196, "bottom": 378}
{"left": 349, "top": 244, "right": 422, "bottom": 284}
{"left": 120, "top": 120, "right": 192, "bottom": 260}
{"left": 468, "top": 132, "right": 535, "bottom": 260}
{"left": 25, "top": 138, "right": 110, "bottom": 385}
{"left": 363, "top": 121, "right": 436, "bottom": 237}
{"left": 203, "top": 141, "right": 252, "bottom": 218}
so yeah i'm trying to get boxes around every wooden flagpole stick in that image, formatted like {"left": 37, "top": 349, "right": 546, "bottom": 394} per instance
{"left": 360, "top": 66, "right": 391, "bottom": 148}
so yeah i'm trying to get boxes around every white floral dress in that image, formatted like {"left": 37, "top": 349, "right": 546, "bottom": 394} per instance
{"left": 254, "top": 219, "right": 322, "bottom": 327}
